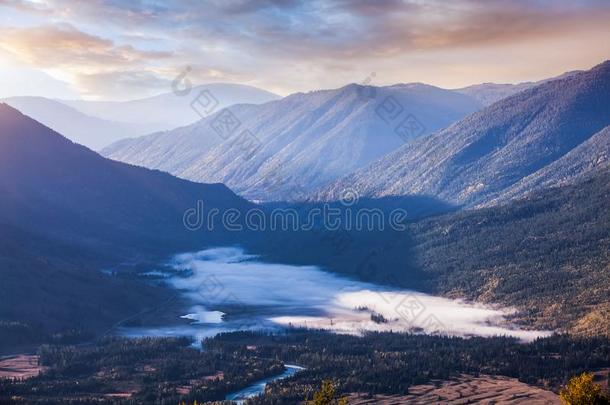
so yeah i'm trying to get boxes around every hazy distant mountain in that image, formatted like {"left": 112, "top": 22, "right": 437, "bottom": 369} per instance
{"left": 1, "top": 96, "right": 156, "bottom": 150}
{"left": 455, "top": 82, "right": 536, "bottom": 106}
{"left": 103, "top": 83, "right": 482, "bottom": 201}
{"left": 455, "top": 71, "right": 582, "bottom": 106}
{"left": 61, "top": 83, "right": 280, "bottom": 131}
{"left": 318, "top": 61, "right": 610, "bottom": 207}
{"left": 0, "top": 103, "right": 250, "bottom": 331}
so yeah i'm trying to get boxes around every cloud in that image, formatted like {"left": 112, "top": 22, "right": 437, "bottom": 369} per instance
{"left": 217, "top": 0, "right": 303, "bottom": 14}
{"left": 0, "top": 24, "right": 172, "bottom": 70}
{"left": 0, "top": 23, "right": 176, "bottom": 98}
{"left": 144, "top": 0, "right": 610, "bottom": 63}
{"left": 5, "top": 1, "right": 610, "bottom": 57}
{"left": 0, "top": 51, "right": 80, "bottom": 99}
{"left": 1, "top": 0, "right": 609, "bottom": 98}
{"left": 73, "top": 70, "right": 169, "bottom": 99}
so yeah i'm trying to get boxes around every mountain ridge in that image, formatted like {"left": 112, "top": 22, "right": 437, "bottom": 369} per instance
{"left": 317, "top": 60, "right": 610, "bottom": 207}
{"left": 454, "top": 70, "right": 583, "bottom": 106}
{"left": 102, "top": 82, "right": 482, "bottom": 201}
{"left": 61, "top": 82, "right": 280, "bottom": 131}
{"left": 1, "top": 96, "right": 158, "bottom": 150}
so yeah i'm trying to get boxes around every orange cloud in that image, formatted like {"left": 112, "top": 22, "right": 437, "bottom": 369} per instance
{"left": 0, "top": 24, "right": 172, "bottom": 71}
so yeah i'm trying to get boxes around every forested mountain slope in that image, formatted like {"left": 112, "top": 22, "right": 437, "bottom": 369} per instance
{"left": 319, "top": 61, "right": 610, "bottom": 208}
{"left": 408, "top": 168, "right": 610, "bottom": 335}
{"left": 488, "top": 125, "right": 610, "bottom": 205}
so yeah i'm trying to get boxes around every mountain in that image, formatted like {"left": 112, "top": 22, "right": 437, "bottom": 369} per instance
{"left": 102, "top": 83, "right": 482, "bottom": 201}
{"left": 0, "top": 103, "right": 249, "bottom": 247}
{"left": 1, "top": 96, "right": 157, "bottom": 150}
{"left": 488, "top": 125, "right": 610, "bottom": 205}
{"left": 455, "top": 71, "right": 582, "bottom": 106}
{"left": 61, "top": 83, "right": 280, "bottom": 132}
{"left": 0, "top": 103, "right": 250, "bottom": 334}
{"left": 3, "top": 84, "right": 279, "bottom": 150}
{"left": 407, "top": 167, "right": 610, "bottom": 335}
{"left": 455, "top": 82, "right": 536, "bottom": 106}
{"left": 0, "top": 221, "right": 165, "bottom": 338}
{"left": 319, "top": 61, "right": 610, "bottom": 207}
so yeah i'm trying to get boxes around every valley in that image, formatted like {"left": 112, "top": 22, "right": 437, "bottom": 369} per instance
{"left": 118, "top": 247, "right": 550, "bottom": 341}
{"left": 0, "top": 9, "right": 609, "bottom": 401}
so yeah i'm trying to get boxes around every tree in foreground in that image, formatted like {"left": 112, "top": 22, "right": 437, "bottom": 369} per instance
{"left": 307, "top": 380, "right": 348, "bottom": 405}
{"left": 560, "top": 372, "right": 609, "bottom": 405}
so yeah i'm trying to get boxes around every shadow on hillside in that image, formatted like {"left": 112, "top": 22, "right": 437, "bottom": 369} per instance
{"left": 261, "top": 194, "right": 457, "bottom": 221}
{"left": 240, "top": 194, "right": 457, "bottom": 290}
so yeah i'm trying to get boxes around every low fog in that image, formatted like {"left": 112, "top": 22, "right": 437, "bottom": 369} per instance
{"left": 122, "top": 247, "right": 550, "bottom": 343}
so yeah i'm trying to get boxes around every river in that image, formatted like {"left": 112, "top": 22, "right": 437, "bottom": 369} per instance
{"left": 225, "top": 365, "right": 304, "bottom": 404}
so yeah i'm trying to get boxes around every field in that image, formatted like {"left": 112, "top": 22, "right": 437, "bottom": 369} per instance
{"left": 346, "top": 375, "right": 559, "bottom": 404}
{"left": 0, "top": 355, "right": 45, "bottom": 380}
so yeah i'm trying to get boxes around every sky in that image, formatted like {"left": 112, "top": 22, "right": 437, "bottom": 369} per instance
{"left": 0, "top": 0, "right": 609, "bottom": 100}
